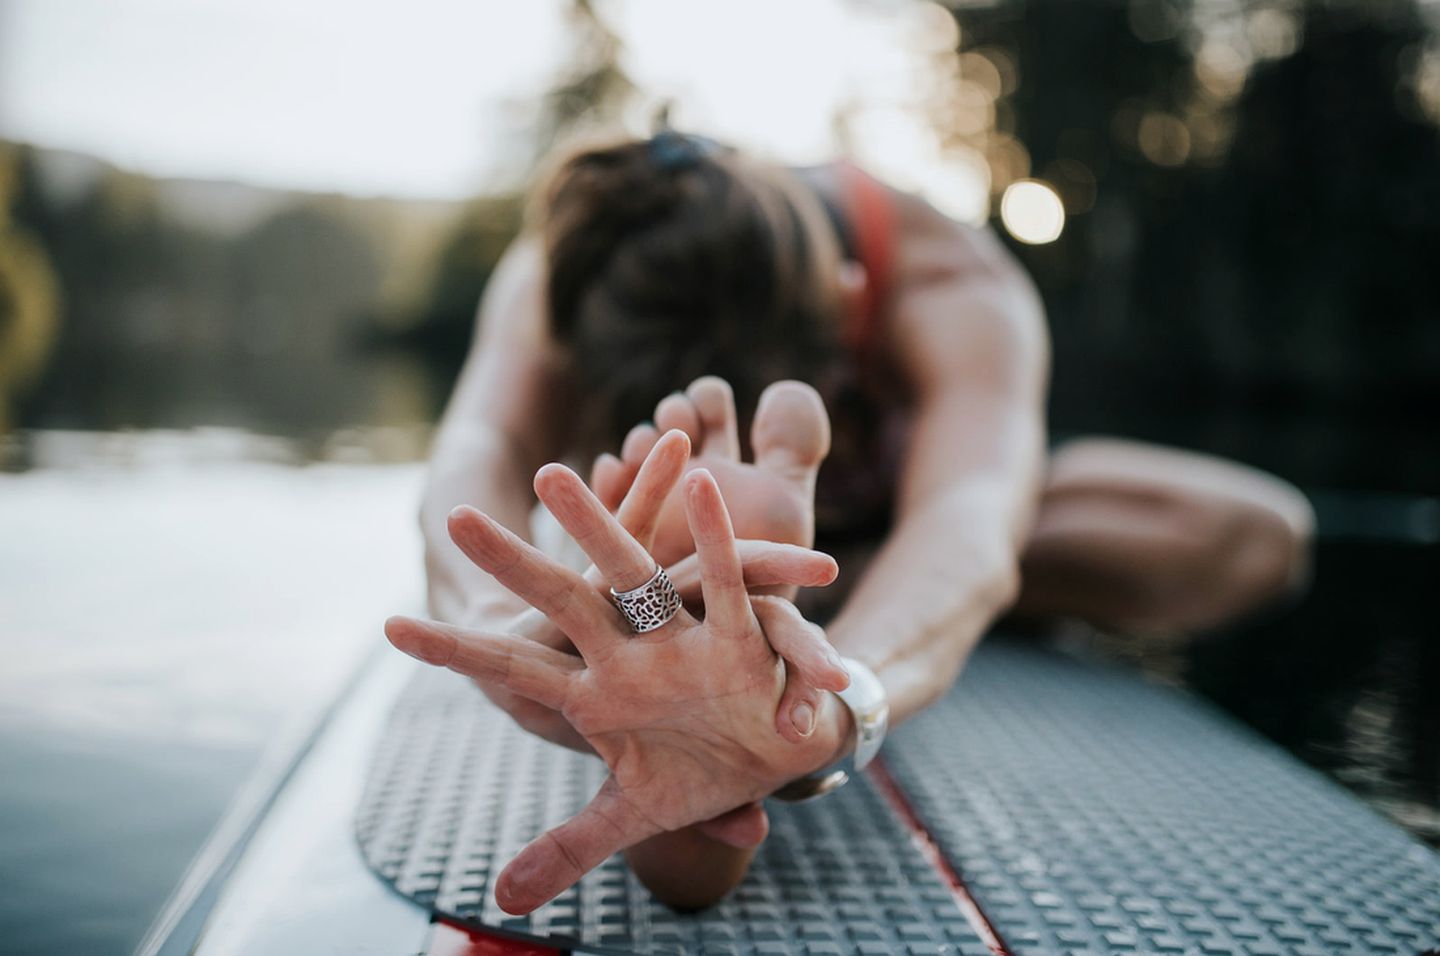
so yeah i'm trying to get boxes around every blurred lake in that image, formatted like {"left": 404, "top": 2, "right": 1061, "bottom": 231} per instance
{"left": 0, "top": 428, "right": 425, "bottom": 955}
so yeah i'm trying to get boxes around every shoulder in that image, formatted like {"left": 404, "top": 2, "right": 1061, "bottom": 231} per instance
{"left": 818, "top": 158, "right": 1035, "bottom": 300}
{"left": 880, "top": 186, "right": 1049, "bottom": 399}
{"left": 473, "top": 235, "right": 556, "bottom": 352}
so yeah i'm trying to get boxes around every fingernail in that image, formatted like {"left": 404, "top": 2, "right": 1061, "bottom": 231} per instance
{"left": 495, "top": 864, "right": 533, "bottom": 914}
{"left": 791, "top": 701, "right": 815, "bottom": 737}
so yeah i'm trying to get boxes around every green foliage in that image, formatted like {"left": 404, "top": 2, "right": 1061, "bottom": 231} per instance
{"left": 532, "top": 0, "right": 641, "bottom": 158}
{"left": 947, "top": 0, "right": 1440, "bottom": 491}
{"left": 403, "top": 194, "right": 524, "bottom": 376}
{"left": 0, "top": 146, "right": 61, "bottom": 432}
{"left": 395, "top": 0, "right": 638, "bottom": 383}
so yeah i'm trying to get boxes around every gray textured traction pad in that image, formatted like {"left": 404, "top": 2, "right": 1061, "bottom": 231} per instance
{"left": 356, "top": 641, "right": 1440, "bottom": 954}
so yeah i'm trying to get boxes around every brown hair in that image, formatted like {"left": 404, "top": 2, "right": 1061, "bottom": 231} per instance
{"left": 535, "top": 134, "right": 844, "bottom": 454}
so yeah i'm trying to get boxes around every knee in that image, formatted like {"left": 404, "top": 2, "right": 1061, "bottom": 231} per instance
{"left": 1217, "top": 500, "right": 1305, "bottom": 593}
{"left": 1170, "top": 490, "right": 1312, "bottom": 630}
{"left": 1050, "top": 435, "right": 1316, "bottom": 598}
{"left": 1225, "top": 488, "right": 1314, "bottom": 601}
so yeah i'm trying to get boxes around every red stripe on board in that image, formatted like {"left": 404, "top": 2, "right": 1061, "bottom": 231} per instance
{"left": 868, "top": 759, "right": 1013, "bottom": 956}
{"left": 428, "top": 919, "right": 562, "bottom": 956}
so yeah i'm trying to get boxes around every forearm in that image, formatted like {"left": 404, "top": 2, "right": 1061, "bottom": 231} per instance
{"left": 422, "top": 423, "right": 541, "bottom": 624}
{"left": 825, "top": 483, "right": 1023, "bottom": 725}
{"left": 829, "top": 245, "right": 1048, "bottom": 724}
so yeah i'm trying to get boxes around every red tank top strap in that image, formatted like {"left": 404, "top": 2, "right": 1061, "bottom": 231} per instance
{"left": 835, "top": 161, "right": 898, "bottom": 357}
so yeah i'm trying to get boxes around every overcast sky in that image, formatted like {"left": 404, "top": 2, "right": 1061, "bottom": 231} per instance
{"left": 0, "top": 0, "right": 969, "bottom": 206}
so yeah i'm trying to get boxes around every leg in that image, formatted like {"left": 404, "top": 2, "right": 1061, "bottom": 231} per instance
{"left": 1014, "top": 438, "right": 1315, "bottom": 636}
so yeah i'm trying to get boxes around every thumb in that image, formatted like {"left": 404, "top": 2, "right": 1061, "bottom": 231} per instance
{"left": 495, "top": 779, "right": 658, "bottom": 915}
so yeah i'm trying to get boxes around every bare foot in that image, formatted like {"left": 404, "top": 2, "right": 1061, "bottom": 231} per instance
{"left": 592, "top": 377, "right": 831, "bottom": 579}
{"left": 590, "top": 379, "right": 833, "bottom": 894}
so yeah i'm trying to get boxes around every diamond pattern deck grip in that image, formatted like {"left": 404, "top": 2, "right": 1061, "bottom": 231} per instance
{"left": 355, "top": 641, "right": 1440, "bottom": 954}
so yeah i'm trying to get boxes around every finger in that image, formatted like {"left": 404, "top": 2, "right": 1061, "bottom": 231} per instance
{"left": 695, "top": 802, "right": 770, "bottom": 849}
{"left": 476, "top": 682, "right": 593, "bottom": 754}
{"left": 665, "top": 541, "right": 839, "bottom": 602}
{"left": 495, "top": 779, "right": 658, "bottom": 915}
{"left": 448, "top": 506, "right": 620, "bottom": 655}
{"left": 683, "top": 468, "right": 754, "bottom": 636}
{"left": 589, "top": 453, "right": 630, "bottom": 512}
{"left": 385, "top": 615, "right": 580, "bottom": 710}
{"left": 536, "top": 464, "right": 696, "bottom": 624}
{"left": 653, "top": 391, "right": 703, "bottom": 448}
{"left": 466, "top": 673, "right": 594, "bottom": 754}
{"left": 750, "top": 596, "right": 851, "bottom": 743}
{"left": 614, "top": 429, "right": 690, "bottom": 551}
{"left": 750, "top": 596, "right": 850, "bottom": 691}
{"left": 620, "top": 423, "right": 661, "bottom": 468}
{"left": 510, "top": 605, "right": 578, "bottom": 653}
{"left": 686, "top": 376, "right": 742, "bottom": 459}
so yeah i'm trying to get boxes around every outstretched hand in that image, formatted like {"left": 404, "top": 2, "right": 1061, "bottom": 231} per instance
{"left": 465, "top": 430, "right": 839, "bottom": 756}
{"left": 588, "top": 378, "right": 841, "bottom": 742}
{"left": 386, "top": 444, "right": 851, "bottom": 914}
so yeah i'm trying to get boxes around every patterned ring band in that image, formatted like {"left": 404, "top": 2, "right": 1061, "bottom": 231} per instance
{"left": 610, "top": 565, "right": 682, "bottom": 633}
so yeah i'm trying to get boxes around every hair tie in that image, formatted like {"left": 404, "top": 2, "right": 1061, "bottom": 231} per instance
{"left": 648, "top": 130, "right": 724, "bottom": 172}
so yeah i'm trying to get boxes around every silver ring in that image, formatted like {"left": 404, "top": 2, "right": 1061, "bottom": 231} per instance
{"left": 610, "top": 565, "right": 682, "bottom": 633}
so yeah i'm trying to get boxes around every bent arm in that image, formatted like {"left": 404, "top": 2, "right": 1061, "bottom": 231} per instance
{"left": 826, "top": 217, "right": 1049, "bottom": 725}
{"left": 423, "top": 238, "right": 568, "bottom": 624}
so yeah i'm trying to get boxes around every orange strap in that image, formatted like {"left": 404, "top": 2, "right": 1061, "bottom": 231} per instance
{"left": 837, "top": 162, "right": 897, "bottom": 358}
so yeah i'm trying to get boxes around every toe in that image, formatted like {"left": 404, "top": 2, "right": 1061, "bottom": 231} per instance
{"left": 654, "top": 392, "right": 703, "bottom": 448}
{"left": 750, "top": 381, "right": 831, "bottom": 481}
{"left": 620, "top": 423, "right": 661, "bottom": 467}
{"left": 590, "top": 453, "right": 628, "bottom": 511}
{"left": 686, "top": 376, "right": 742, "bottom": 459}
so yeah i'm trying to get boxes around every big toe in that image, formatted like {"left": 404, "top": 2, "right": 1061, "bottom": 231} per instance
{"left": 750, "top": 381, "right": 831, "bottom": 483}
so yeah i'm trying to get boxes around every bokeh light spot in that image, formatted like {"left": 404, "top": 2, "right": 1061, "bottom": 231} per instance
{"left": 985, "top": 132, "right": 1032, "bottom": 193}
{"left": 1195, "top": 38, "right": 1252, "bottom": 101}
{"left": 972, "top": 46, "right": 1019, "bottom": 97}
{"left": 1128, "top": 0, "right": 1182, "bottom": 43}
{"left": 1000, "top": 179, "right": 1065, "bottom": 245}
{"left": 1247, "top": 9, "right": 1301, "bottom": 61}
{"left": 948, "top": 80, "right": 996, "bottom": 137}
{"left": 1138, "top": 112, "right": 1191, "bottom": 166}
{"left": 958, "top": 51, "right": 1004, "bottom": 100}
{"left": 905, "top": 1, "right": 960, "bottom": 55}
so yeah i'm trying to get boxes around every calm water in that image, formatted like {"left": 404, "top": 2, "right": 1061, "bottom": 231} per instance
{"left": 0, "top": 431, "right": 425, "bottom": 956}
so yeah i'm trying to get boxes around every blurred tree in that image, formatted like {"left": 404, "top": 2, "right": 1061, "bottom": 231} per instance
{"left": 7, "top": 147, "right": 405, "bottom": 432}
{"left": 396, "top": 194, "right": 523, "bottom": 379}
{"left": 0, "top": 146, "right": 61, "bottom": 433}
{"left": 530, "top": 0, "right": 641, "bottom": 164}
{"left": 232, "top": 201, "right": 382, "bottom": 358}
{"left": 945, "top": 0, "right": 1440, "bottom": 493}
{"left": 391, "top": 0, "right": 639, "bottom": 396}
{"left": 942, "top": 0, "right": 1440, "bottom": 839}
